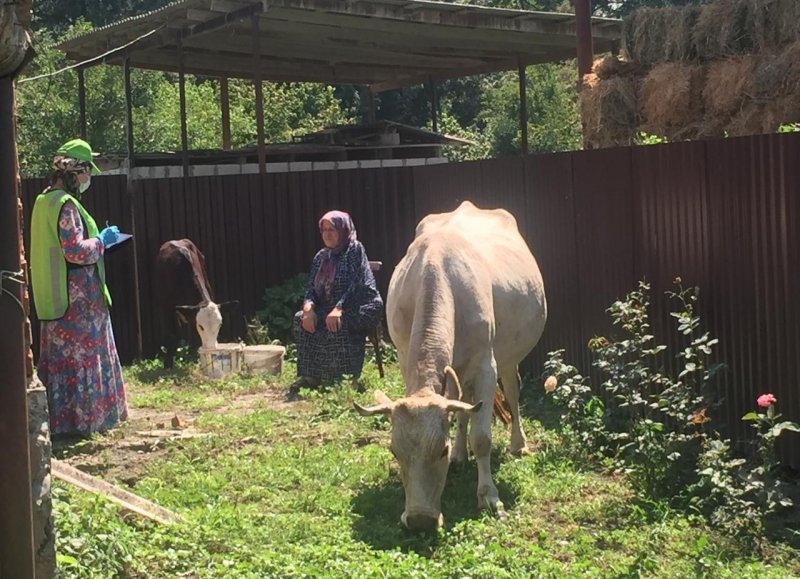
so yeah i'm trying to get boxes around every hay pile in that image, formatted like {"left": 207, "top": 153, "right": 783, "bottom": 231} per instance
{"left": 623, "top": 0, "right": 800, "bottom": 65}
{"left": 582, "top": 0, "right": 800, "bottom": 146}
{"left": 580, "top": 64, "right": 640, "bottom": 149}
{"left": 640, "top": 63, "right": 706, "bottom": 140}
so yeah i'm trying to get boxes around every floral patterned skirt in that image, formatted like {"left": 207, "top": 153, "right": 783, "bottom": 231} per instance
{"left": 38, "top": 272, "right": 127, "bottom": 435}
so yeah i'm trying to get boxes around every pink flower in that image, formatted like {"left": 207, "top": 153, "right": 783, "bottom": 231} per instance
{"left": 757, "top": 393, "right": 777, "bottom": 408}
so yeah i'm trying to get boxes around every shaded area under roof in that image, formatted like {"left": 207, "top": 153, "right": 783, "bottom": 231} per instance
{"left": 57, "top": 0, "right": 621, "bottom": 91}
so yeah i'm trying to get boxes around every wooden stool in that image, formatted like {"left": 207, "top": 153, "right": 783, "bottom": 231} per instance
{"left": 368, "top": 261, "right": 385, "bottom": 378}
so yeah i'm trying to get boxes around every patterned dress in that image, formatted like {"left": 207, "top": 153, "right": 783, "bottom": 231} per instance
{"left": 295, "top": 240, "right": 383, "bottom": 381}
{"left": 37, "top": 202, "right": 128, "bottom": 435}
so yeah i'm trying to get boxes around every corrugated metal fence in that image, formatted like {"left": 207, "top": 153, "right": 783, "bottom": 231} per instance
{"left": 21, "top": 132, "right": 800, "bottom": 465}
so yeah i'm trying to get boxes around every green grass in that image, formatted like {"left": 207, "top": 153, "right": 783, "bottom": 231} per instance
{"left": 52, "top": 358, "right": 800, "bottom": 578}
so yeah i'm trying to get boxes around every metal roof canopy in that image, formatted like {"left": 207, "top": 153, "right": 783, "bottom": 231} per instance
{"left": 57, "top": 0, "right": 621, "bottom": 92}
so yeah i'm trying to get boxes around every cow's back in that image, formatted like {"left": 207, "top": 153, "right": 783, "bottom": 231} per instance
{"left": 390, "top": 201, "right": 546, "bottom": 372}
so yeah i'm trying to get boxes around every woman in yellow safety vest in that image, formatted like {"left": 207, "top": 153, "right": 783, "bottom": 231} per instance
{"left": 29, "top": 139, "right": 128, "bottom": 436}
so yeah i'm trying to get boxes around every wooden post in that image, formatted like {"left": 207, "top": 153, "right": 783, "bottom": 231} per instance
{"left": 123, "top": 56, "right": 143, "bottom": 358}
{"left": 252, "top": 13, "right": 266, "bottom": 174}
{"left": 518, "top": 59, "right": 528, "bottom": 155}
{"left": 220, "top": 77, "right": 231, "bottom": 150}
{"left": 574, "top": 0, "right": 594, "bottom": 81}
{"left": 429, "top": 77, "right": 438, "bottom": 134}
{"left": 0, "top": 73, "right": 36, "bottom": 579}
{"left": 178, "top": 34, "right": 189, "bottom": 177}
{"left": 123, "top": 57, "right": 135, "bottom": 171}
{"left": 78, "top": 67, "right": 87, "bottom": 140}
{"left": 367, "top": 88, "right": 376, "bottom": 124}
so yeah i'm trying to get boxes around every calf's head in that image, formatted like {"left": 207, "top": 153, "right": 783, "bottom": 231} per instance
{"left": 354, "top": 367, "right": 481, "bottom": 531}
{"left": 195, "top": 302, "right": 223, "bottom": 348}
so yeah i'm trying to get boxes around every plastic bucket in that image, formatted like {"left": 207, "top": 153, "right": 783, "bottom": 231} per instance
{"left": 242, "top": 345, "right": 285, "bottom": 375}
{"left": 198, "top": 343, "right": 243, "bottom": 379}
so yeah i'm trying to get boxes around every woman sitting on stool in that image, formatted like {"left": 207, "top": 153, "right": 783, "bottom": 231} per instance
{"left": 288, "top": 210, "right": 383, "bottom": 399}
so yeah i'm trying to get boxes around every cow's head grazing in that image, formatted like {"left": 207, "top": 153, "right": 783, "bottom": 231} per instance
{"left": 354, "top": 367, "right": 482, "bottom": 531}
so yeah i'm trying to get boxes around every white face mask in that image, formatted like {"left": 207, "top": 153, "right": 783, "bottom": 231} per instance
{"left": 78, "top": 175, "right": 91, "bottom": 193}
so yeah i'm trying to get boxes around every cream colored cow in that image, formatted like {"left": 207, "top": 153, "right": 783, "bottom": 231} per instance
{"left": 356, "top": 201, "right": 547, "bottom": 531}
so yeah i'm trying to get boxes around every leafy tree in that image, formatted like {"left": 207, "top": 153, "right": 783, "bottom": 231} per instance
{"left": 16, "top": 23, "right": 350, "bottom": 177}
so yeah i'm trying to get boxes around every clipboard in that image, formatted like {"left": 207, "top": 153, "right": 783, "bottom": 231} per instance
{"left": 105, "top": 232, "right": 133, "bottom": 251}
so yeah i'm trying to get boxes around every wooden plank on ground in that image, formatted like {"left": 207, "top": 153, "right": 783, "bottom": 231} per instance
{"left": 51, "top": 460, "right": 184, "bottom": 525}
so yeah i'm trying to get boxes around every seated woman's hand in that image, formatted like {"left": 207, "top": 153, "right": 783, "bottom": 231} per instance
{"left": 302, "top": 309, "right": 317, "bottom": 333}
{"left": 326, "top": 307, "right": 343, "bottom": 333}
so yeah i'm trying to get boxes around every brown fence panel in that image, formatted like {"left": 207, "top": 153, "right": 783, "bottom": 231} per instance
{"left": 703, "top": 134, "right": 800, "bottom": 456}
{"left": 521, "top": 152, "right": 582, "bottom": 377}
{"left": 571, "top": 147, "right": 637, "bottom": 372}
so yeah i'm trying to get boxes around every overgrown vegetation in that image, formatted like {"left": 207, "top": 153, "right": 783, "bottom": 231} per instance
{"left": 543, "top": 280, "right": 800, "bottom": 546}
{"left": 254, "top": 273, "right": 308, "bottom": 343}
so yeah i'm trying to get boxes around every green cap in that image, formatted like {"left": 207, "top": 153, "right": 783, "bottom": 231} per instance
{"left": 56, "top": 138, "right": 101, "bottom": 175}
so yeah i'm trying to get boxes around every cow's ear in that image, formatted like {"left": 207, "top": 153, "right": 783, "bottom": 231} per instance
{"left": 442, "top": 366, "right": 463, "bottom": 401}
{"left": 444, "top": 399, "right": 483, "bottom": 414}
{"left": 218, "top": 300, "right": 240, "bottom": 310}
{"left": 175, "top": 305, "right": 201, "bottom": 313}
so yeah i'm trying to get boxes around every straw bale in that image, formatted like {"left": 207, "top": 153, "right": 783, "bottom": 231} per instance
{"left": 703, "top": 56, "right": 756, "bottom": 116}
{"left": 640, "top": 63, "right": 706, "bottom": 138}
{"left": 593, "top": 55, "right": 643, "bottom": 80}
{"left": 776, "top": 0, "right": 800, "bottom": 46}
{"left": 762, "top": 96, "right": 800, "bottom": 130}
{"left": 727, "top": 102, "right": 767, "bottom": 136}
{"left": 580, "top": 74, "right": 639, "bottom": 148}
{"left": 623, "top": 8, "right": 669, "bottom": 66}
{"left": 746, "top": 0, "right": 782, "bottom": 52}
{"left": 746, "top": 0, "right": 800, "bottom": 52}
{"left": 665, "top": 5, "right": 702, "bottom": 62}
{"left": 751, "top": 52, "right": 788, "bottom": 99}
{"left": 774, "top": 41, "right": 800, "bottom": 98}
{"left": 693, "top": 0, "right": 751, "bottom": 60}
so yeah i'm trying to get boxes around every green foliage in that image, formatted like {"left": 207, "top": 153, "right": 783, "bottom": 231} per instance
{"left": 544, "top": 280, "right": 800, "bottom": 544}
{"left": 255, "top": 273, "right": 309, "bottom": 344}
{"left": 479, "top": 65, "right": 583, "bottom": 156}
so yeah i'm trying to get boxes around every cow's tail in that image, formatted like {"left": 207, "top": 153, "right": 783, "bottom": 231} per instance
{"left": 493, "top": 383, "right": 512, "bottom": 426}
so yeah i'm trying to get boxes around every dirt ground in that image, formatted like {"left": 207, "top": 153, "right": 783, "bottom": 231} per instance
{"left": 52, "top": 385, "right": 302, "bottom": 489}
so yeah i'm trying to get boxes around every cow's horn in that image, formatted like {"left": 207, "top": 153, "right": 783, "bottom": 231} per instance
{"left": 353, "top": 390, "right": 395, "bottom": 416}
{"left": 353, "top": 401, "right": 393, "bottom": 416}
{"left": 444, "top": 399, "right": 483, "bottom": 414}
{"left": 442, "top": 366, "right": 463, "bottom": 401}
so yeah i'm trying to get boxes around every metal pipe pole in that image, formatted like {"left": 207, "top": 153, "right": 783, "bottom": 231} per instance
{"left": 220, "top": 77, "right": 231, "bottom": 150}
{"left": 574, "top": 0, "right": 594, "bottom": 81}
{"left": 252, "top": 13, "right": 266, "bottom": 175}
{"left": 78, "top": 67, "right": 87, "bottom": 140}
{"left": 518, "top": 59, "right": 528, "bottom": 155}
{"left": 0, "top": 74, "right": 36, "bottom": 579}
{"left": 366, "top": 88, "right": 376, "bottom": 124}
{"left": 123, "top": 56, "right": 143, "bottom": 358}
{"left": 428, "top": 77, "right": 438, "bottom": 134}
{"left": 178, "top": 34, "right": 189, "bottom": 178}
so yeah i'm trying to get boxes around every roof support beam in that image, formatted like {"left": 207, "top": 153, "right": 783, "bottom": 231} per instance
{"left": 78, "top": 67, "right": 87, "bottom": 140}
{"left": 518, "top": 58, "right": 528, "bottom": 155}
{"left": 574, "top": 0, "right": 593, "bottom": 81}
{"left": 252, "top": 12, "right": 266, "bottom": 175}
{"left": 220, "top": 77, "right": 232, "bottom": 150}
{"left": 178, "top": 34, "right": 189, "bottom": 178}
